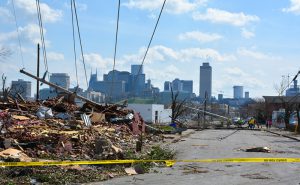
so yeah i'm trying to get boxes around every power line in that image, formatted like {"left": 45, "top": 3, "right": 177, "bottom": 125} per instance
{"left": 72, "top": 0, "right": 88, "bottom": 88}
{"left": 109, "top": 0, "right": 121, "bottom": 101}
{"left": 11, "top": 0, "right": 24, "bottom": 68}
{"left": 70, "top": 0, "right": 79, "bottom": 86}
{"left": 132, "top": 0, "right": 167, "bottom": 96}
{"left": 36, "top": 0, "right": 49, "bottom": 75}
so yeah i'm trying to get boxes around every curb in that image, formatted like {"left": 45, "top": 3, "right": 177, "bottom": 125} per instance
{"left": 264, "top": 130, "right": 300, "bottom": 142}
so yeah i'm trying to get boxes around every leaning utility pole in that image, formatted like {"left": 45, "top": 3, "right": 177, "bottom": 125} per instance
{"left": 20, "top": 69, "right": 103, "bottom": 107}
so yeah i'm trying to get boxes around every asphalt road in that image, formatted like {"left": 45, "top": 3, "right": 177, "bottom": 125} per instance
{"left": 88, "top": 129, "right": 300, "bottom": 185}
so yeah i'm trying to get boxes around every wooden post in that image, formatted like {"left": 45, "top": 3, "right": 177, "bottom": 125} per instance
{"left": 36, "top": 43, "right": 40, "bottom": 101}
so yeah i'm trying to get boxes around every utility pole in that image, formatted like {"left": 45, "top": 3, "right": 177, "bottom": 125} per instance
{"left": 36, "top": 43, "right": 40, "bottom": 101}
{"left": 197, "top": 111, "right": 200, "bottom": 130}
{"left": 203, "top": 91, "right": 207, "bottom": 128}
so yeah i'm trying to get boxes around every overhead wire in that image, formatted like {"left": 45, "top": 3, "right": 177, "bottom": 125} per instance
{"left": 72, "top": 0, "right": 88, "bottom": 88}
{"left": 11, "top": 0, "right": 24, "bottom": 69}
{"left": 36, "top": 0, "right": 49, "bottom": 77}
{"left": 109, "top": 0, "right": 121, "bottom": 102}
{"left": 132, "top": 0, "right": 167, "bottom": 96}
{"left": 70, "top": 0, "right": 79, "bottom": 86}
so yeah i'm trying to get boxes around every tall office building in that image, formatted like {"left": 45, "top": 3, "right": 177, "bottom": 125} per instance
{"left": 233, "top": 86, "right": 244, "bottom": 99}
{"left": 218, "top": 94, "right": 223, "bottom": 101}
{"left": 245, "top": 91, "right": 250, "bottom": 99}
{"left": 131, "top": 64, "right": 145, "bottom": 96}
{"left": 164, "top": 81, "right": 171, "bottom": 91}
{"left": 131, "top": 65, "right": 143, "bottom": 75}
{"left": 172, "top": 78, "right": 183, "bottom": 91}
{"left": 10, "top": 79, "right": 31, "bottom": 99}
{"left": 199, "top": 63, "right": 212, "bottom": 99}
{"left": 181, "top": 80, "right": 193, "bottom": 93}
{"left": 50, "top": 73, "right": 70, "bottom": 90}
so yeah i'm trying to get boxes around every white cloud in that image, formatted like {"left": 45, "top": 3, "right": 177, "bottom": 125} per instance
{"left": 144, "top": 64, "right": 182, "bottom": 88}
{"left": 64, "top": 2, "right": 88, "bottom": 11}
{"left": 0, "top": 30, "right": 18, "bottom": 42}
{"left": 124, "top": 45, "right": 236, "bottom": 64}
{"left": 14, "top": 0, "right": 62, "bottom": 23}
{"left": 0, "top": 7, "right": 13, "bottom": 22}
{"left": 48, "top": 52, "right": 64, "bottom": 61}
{"left": 283, "top": 0, "right": 300, "bottom": 15}
{"left": 0, "top": 23, "right": 47, "bottom": 45}
{"left": 223, "top": 67, "right": 266, "bottom": 89}
{"left": 237, "top": 48, "right": 281, "bottom": 60}
{"left": 83, "top": 53, "right": 112, "bottom": 70}
{"left": 123, "top": 0, "right": 208, "bottom": 14}
{"left": 19, "top": 23, "right": 43, "bottom": 45}
{"left": 193, "top": 8, "right": 260, "bottom": 27}
{"left": 180, "top": 48, "right": 236, "bottom": 62}
{"left": 178, "top": 31, "right": 223, "bottom": 42}
{"left": 224, "top": 67, "right": 244, "bottom": 76}
{"left": 241, "top": 28, "right": 255, "bottom": 39}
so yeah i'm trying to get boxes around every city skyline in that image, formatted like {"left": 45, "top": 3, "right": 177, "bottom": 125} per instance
{"left": 7, "top": 63, "right": 258, "bottom": 100}
{"left": 1, "top": 0, "right": 300, "bottom": 98}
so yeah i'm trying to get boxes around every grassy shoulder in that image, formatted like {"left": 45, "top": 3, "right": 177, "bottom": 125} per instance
{"left": 0, "top": 145, "right": 175, "bottom": 185}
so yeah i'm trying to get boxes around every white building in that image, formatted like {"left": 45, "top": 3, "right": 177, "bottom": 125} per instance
{"left": 128, "top": 104, "right": 172, "bottom": 124}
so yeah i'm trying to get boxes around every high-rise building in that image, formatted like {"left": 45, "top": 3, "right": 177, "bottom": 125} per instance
{"left": 181, "top": 80, "right": 193, "bottom": 93}
{"left": 172, "top": 78, "right": 183, "bottom": 91}
{"left": 131, "top": 64, "right": 145, "bottom": 96}
{"left": 164, "top": 81, "right": 171, "bottom": 91}
{"left": 218, "top": 94, "right": 223, "bottom": 101}
{"left": 233, "top": 86, "right": 244, "bottom": 99}
{"left": 199, "top": 63, "right": 212, "bottom": 99}
{"left": 131, "top": 64, "right": 143, "bottom": 75}
{"left": 50, "top": 73, "right": 70, "bottom": 90}
{"left": 10, "top": 79, "right": 31, "bottom": 99}
{"left": 88, "top": 70, "right": 98, "bottom": 91}
{"left": 245, "top": 91, "right": 250, "bottom": 99}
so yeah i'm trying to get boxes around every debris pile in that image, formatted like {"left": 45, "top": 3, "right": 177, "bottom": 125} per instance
{"left": 0, "top": 96, "right": 154, "bottom": 162}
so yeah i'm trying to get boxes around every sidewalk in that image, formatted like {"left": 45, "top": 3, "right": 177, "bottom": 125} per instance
{"left": 263, "top": 127, "right": 300, "bottom": 141}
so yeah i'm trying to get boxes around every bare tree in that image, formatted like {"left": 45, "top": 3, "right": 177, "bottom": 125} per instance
{"left": 274, "top": 76, "right": 289, "bottom": 96}
{"left": 170, "top": 86, "right": 187, "bottom": 126}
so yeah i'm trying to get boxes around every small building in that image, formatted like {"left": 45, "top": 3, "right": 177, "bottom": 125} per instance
{"left": 128, "top": 104, "right": 171, "bottom": 124}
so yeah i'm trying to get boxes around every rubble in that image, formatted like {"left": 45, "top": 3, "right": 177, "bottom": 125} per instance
{"left": 0, "top": 96, "right": 159, "bottom": 162}
{"left": 0, "top": 148, "right": 32, "bottom": 162}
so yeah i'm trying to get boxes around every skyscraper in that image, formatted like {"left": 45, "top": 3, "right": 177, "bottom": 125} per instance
{"left": 172, "top": 78, "right": 183, "bottom": 91}
{"left": 10, "top": 79, "right": 31, "bottom": 99}
{"left": 164, "top": 81, "right": 171, "bottom": 91}
{"left": 233, "top": 86, "right": 244, "bottom": 99}
{"left": 199, "top": 63, "right": 212, "bottom": 99}
{"left": 131, "top": 64, "right": 143, "bottom": 75}
{"left": 50, "top": 73, "right": 70, "bottom": 90}
{"left": 245, "top": 91, "right": 250, "bottom": 99}
{"left": 131, "top": 64, "right": 145, "bottom": 96}
{"left": 181, "top": 80, "right": 193, "bottom": 93}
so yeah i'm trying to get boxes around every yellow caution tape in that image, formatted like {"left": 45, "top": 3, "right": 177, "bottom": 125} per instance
{"left": 1, "top": 158, "right": 300, "bottom": 167}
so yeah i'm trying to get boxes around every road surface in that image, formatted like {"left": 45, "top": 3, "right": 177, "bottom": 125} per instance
{"left": 88, "top": 129, "right": 300, "bottom": 185}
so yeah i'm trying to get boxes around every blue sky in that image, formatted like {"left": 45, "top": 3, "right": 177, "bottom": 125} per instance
{"left": 0, "top": 0, "right": 300, "bottom": 98}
